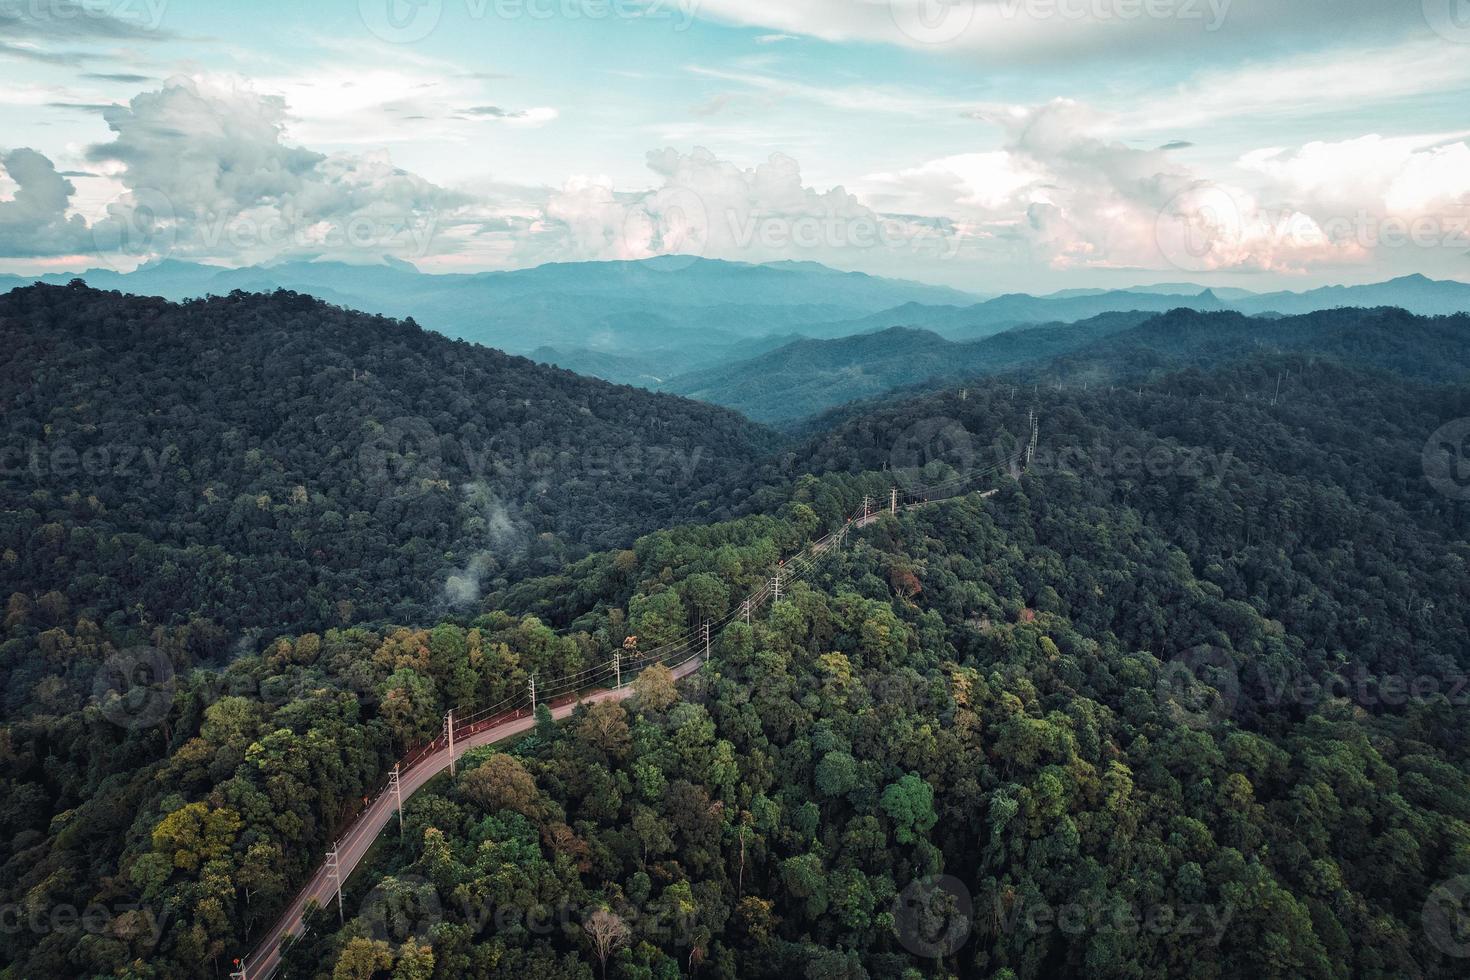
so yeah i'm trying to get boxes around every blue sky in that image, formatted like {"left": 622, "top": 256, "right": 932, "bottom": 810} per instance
{"left": 3, "top": 0, "right": 1470, "bottom": 292}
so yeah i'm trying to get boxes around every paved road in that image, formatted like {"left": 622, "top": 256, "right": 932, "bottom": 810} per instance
{"left": 240, "top": 654, "right": 705, "bottom": 979}
{"left": 240, "top": 487, "right": 998, "bottom": 978}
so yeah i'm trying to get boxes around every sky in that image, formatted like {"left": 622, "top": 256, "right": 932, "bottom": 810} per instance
{"left": 2, "top": 0, "right": 1470, "bottom": 293}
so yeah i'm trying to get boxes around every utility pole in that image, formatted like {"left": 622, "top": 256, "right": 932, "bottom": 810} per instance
{"left": 1025, "top": 409, "right": 1038, "bottom": 470}
{"left": 528, "top": 674, "right": 537, "bottom": 710}
{"left": 326, "top": 842, "right": 344, "bottom": 925}
{"left": 230, "top": 961, "right": 246, "bottom": 980}
{"left": 389, "top": 764, "right": 404, "bottom": 838}
{"left": 445, "top": 710, "right": 456, "bottom": 777}
{"left": 702, "top": 621, "right": 711, "bottom": 661}
{"left": 771, "top": 574, "right": 782, "bottom": 604}
{"left": 862, "top": 494, "right": 871, "bottom": 522}
{"left": 741, "top": 598, "right": 751, "bottom": 625}
{"left": 890, "top": 488, "right": 898, "bottom": 514}
{"left": 613, "top": 650, "right": 621, "bottom": 689}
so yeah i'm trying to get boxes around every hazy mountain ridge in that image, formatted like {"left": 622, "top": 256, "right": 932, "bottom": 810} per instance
{"left": 661, "top": 311, "right": 1156, "bottom": 423}
{"left": 791, "top": 274, "right": 1470, "bottom": 345}
{"left": 0, "top": 256, "right": 979, "bottom": 355}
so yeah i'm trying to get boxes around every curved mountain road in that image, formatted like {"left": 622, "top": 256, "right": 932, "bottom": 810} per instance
{"left": 240, "top": 481, "right": 1006, "bottom": 978}
{"left": 240, "top": 655, "right": 705, "bottom": 979}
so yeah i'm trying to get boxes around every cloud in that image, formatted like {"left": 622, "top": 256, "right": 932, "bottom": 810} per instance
{"left": 442, "top": 485, "right": 526, "bottom": 608}
{"left": 1111, "top": 39, "right": 1470, "bottom": 134}
{"left": 0, "top": 40, "right": 86, "bottom": 65}
{"left": 0, "top": 0, "right": 172, "bottom": 41}
{"left": 464, "top": 105, "right": 520, "bottom": 118}
{"left": 83, "top": 72, "right": 154, "bottom": 83}
{"left": 689, "top": 0, "right": 1436, "bottom": 61}
{"left": 520, "top": 145, "right": 958, "bottom": 269}
{"left": 75, "top": 76, "right": 473, "bottom": 266}
{"left": 1240, "top": 134, "right": 1470, "bottom": 216}
{"left": 460, "top": 105, "right": 559, "bottom": 126}
{"left": 686, "top": 63, "right": 967, "bottom": 116}
{"left": 237, "top": 66, "right": 557, "bottom": 146}
{"left": 858, "top": 99, "right": 1381, "bottom": 275}
{"left": 0, "top": 148, "right": 92, "bottom": 257}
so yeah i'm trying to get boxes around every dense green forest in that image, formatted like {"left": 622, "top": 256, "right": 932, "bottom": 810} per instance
{"left": 660, "top": 313, "right": 1154, "bottom": 424}
{"left": 2, "top": 285, "right": 1470, "bottom": 980}
{"left": 4, "top": 300, "right": 1469, "bottom": 978}
{"left": 0, "top": 283, "right": 775, "bottom": 644}
{"left": 785, "top": 306, "right": 1470, "bottom": 441}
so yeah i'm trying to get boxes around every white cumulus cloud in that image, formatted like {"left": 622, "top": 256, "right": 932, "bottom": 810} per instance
{"left": 74, "top": 76, "right": 474, "bottom": 266}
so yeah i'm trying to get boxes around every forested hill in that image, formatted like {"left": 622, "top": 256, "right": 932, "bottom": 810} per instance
{"left": 662, "top": 312, "right": 1154, "bottom": 424}
{"left": 1043, "top": 305, "right": 1470, "bottom": 388}
{"left": 784, "top": 305, "right": 1470, "bottom": 438}
{"left": 10, "top": 350, "right": 1468, "bottom": 978}
{"left": 0, "top": 282, "right": 775, "bottom": 643}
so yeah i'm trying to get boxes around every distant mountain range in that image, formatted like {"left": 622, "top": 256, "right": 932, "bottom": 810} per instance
{"left": 798, "top": 274, "right": 1470, "bottom": 344}
{"left": 661, "top": 312, "right": 1156, "bottom": 423}
{"left": 0, "top": 256, "right": 979, "bottom": 356}
{"left": 1036, "top": 304, "right": 1470, "bottom": 388}
{"left": 7, "top": 259, "right": 1468, "bottom": 409}
{"left": 651, "top": 273, "right": 1470, "bottom": 422}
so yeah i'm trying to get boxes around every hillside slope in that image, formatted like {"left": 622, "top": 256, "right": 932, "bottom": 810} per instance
{"left": 9, "top": 354, "right": 1465, "bottom": 978}
{"left": 4, "top": 310, "right": 1470, "bottom": 977}
{"left": 0, "top": 283, "right": 775, "bottom": 641}
{"left": 663, "top": 312, "right": 1154, "bottom": 423}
